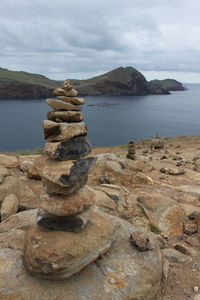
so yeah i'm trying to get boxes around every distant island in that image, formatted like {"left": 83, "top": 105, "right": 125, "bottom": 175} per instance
{"left": 0, "top": 66, "right": 186, "bottom": 99}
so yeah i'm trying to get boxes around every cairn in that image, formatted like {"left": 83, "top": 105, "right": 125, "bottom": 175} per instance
{"left": 23, "top": 81, "right": 114, "bottom": 280}
{"left": 127, "top": 139, "right": 135, "bottom": 160}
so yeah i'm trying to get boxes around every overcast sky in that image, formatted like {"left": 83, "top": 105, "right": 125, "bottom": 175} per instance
{"left": 0, "top": 0, "right": 200, "bottom": 83}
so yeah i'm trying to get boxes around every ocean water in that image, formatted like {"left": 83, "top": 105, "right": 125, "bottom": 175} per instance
{"left": 0, "top": 83, "right": 200, "bottom": 151}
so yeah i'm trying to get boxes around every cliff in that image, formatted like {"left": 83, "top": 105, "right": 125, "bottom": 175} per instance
{"left": 71, "top": 67, "right": 149, "bottom": 96}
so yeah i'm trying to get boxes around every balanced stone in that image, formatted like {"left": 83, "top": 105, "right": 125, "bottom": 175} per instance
{"left": 44, "top": 136, "right": 92, "bottom": 160}
{"left": 127, "top": 139, "right": 135, "bottom": 160}
{"left": 36, "top": 207, "right": 92, "bottom": 232}
{"left": 58, "top": 96, "right": 85, "bottom": 105}
{"left": 42, "top": 120, "right": 60, "bottom": 139}
{"left": 23, "top": 212, "right": 115, "bottom": 280}
{"left": 43, "top": 121, "right": 87, "bottom": 141}
{"left": 43, "top": 176, "right": 88, "bottom": 195}
{"left": 39, "top": 185, "right": 94, "bottom": 216}
{"left": 35, "top": 156, "right": 96, "bottom": 188}
{"left": 63, "top": 80, "right": 72, "bottom": 90}
{"left": 47, "top": 110, "right": 83, "bottom": 123}
{"left": 46, "top": 99, "right": 81, "bottom": 111}
{"left": 53, "top": 88, "right": 78, "bottom": 97}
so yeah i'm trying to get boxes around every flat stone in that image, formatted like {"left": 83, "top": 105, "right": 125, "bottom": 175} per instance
{"left": 167, "top": 167, "right": 185, "bottom": 176}
{"left": 36, "top": 207, "right": 92, "bottom": 232}
{"left": 43, "top": 176, "right": 88, "bottom": 195}
{"left": 162, "top": 248, "right": 192, "bottom": 265}
{"left": 35, "top": 156, "right": 96, "bottom": 188}
{"left": 44, "top": 136, "right": 92, "bottom": 160}
{"left": 39, "top": 185, "right": 94, "bottom": 216}
{"left": 23, "top": 212, "right": 115, "bottom": 279}
{"left": 47, "top": 110, "right": 84, "bottom": 123}
{"left": 1, "top": 194, "right": 18, "bottom": 221}
{"left": 46, "top": 99, "right": 81, "bottom": 111}
{"left": 58, "top": 96, "right": 85, "bottom": 105}
{"left": 53, "top": 88, "right": 78, "bottom": 97}
{"left": 44, "top": 121, "right": 87, "bottom": 141}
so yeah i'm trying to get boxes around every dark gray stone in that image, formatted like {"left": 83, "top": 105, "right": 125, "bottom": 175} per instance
{"left": 45, "top": 136, "right": 92, "bottom": 160}
{"left": 36, "top": 208, "right": 92, "bottom": 232}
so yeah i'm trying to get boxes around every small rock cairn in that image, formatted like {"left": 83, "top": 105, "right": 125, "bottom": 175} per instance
{"left": 23, "top": 81, "right": 114, "bottom": 280}
{"left": 127, "top": 139, "right": 135, "bottom": 160}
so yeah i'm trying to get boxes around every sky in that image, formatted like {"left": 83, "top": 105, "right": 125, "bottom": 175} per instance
{"left": 0, "top": 0, "right": 200, "bottom": 83}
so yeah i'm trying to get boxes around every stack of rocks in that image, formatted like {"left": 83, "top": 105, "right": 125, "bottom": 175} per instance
{"left": 127, "top": 139, "right": 135, "bottom": 160}
{"left": 23, "top": 81, "right": 114, "bottom": 280}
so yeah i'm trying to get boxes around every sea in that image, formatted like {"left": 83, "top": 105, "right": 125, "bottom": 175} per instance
{"left": 0, "top": 83, "right": 200, "bottom": 151}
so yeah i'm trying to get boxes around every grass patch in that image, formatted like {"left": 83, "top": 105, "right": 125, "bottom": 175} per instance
{"left": 1, "top": 148, "right": 44, "bottom": 156}
{"left": 150, "top": 225, "right": 160, "bottom": 234}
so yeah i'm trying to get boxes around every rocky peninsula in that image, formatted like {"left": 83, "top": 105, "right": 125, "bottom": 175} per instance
{"left": 0, "top": 66, "right": 185, "bottom": 99}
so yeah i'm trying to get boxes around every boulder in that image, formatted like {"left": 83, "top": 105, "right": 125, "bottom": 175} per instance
{"left": 44, "top": 136, "right": 92, "bottom": 160}
{"left": 24, "top": 212, "right": 115, "bottom": 279}
{"left": 36, "top": 207, "right": 92, "bottom": 232}
{"left": 53, "top": 87, "right": 78, "bottom": 97}
{"left": 39, "top": 186, "right": 94, "bottom": 216}
{"left": 137, "top": 193, "right": 185, "bottom": 236}
{"left": 1, "top": 194, "right": 18, "bottom": 221}
{"left": 47, "top": 110, "right": 84, "bottom": 123}
{"left": 44, "top": 121, "right": 87, "bottom": 141}
{"left": 46, "top": 99, "right": 81, "bottom": 111}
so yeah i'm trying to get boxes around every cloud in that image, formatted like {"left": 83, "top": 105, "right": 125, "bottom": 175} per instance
{"left": 0, "top": 0, "right": 200, "bottom": 81}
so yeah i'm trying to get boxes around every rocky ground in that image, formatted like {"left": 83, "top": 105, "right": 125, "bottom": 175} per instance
{"left": 1, "top": 136, "right": 200, "bottom": 299}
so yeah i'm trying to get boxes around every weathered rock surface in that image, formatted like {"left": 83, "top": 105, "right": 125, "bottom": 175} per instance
{"left": 47, "top": 110, "right": 84, "bottom": 122}
{"left": 39, "top": 185, "right": 94, "bottom": 216}
{"left": 44, "top": 121, "right": 87, "bottom": 141}
{"left": 1, "top": 194, "right": 18, "bottom": 221}
{"left": 24, "top": 212, "right": 115, "bottom": 279}
{"left": 44, "top": 136, "right": 92, "bottom": 160}
{"left": 0, "top": 209, "right": 37, "bottom": 232}
{"left": 0, "top": 154, "right": 19, "bottom": 168}
{"left": 0, "top": 212, "right": 162, "bottom": 300}
{"left": 137, "top": 193, "right": 185, "bottom": 236}
{"left": 121, "top": 157, "right": 153, "bottom": 173}
{"left": 0, "top": 175, "right": 42, "bottom": 209}
{"left": 46, "top": 98, "right": 81, "bottom": 111}
{"left": 36, "top": 207, "right": 92, "bottom": 232}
